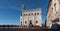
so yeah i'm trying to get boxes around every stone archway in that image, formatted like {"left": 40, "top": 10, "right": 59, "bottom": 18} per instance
{"left": 29, "top": 20, "right": 33, "bottom": 27}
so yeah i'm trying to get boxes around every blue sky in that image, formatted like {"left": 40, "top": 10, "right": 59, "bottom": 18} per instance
{"left": 0, "top": 0, "right": 48, "bottom": 25}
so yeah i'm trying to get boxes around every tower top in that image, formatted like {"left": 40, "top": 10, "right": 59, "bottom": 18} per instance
{"left": 22, "top": 4, "right": 25, "bottom": 10}
{"left": 22, "top": 0, "right": 25, "bottom": 10}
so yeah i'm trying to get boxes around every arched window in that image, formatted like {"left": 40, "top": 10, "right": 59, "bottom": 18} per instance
{"left": 35, "top": 13, "right": 36, "bottom": 15}
{"left": 25, "top": 21, "right": 27, "bottom": 24}
{"left": 21, "top": 21, "right": 22, "bottom": 25}
{"left": 37, "top": 13, "right": 39, "bottom": 15}
{"left": 26, "top": 14, "right": 27, "bottom": 16}
{"left": 21, "top": 21, "right": 22, "bottom": 23}
{"left": 36, "top": 21, "right": 38, "bottom": 23}
{"left": 29, "top": 13, "right": 30, "bottom": 16}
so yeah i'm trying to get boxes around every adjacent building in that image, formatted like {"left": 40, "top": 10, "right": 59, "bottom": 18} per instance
{"left": 46, "top": 0, "right": 60, "bottom": 28}
{"left": 20, "top": 4, "right": 42, "bottom": 27}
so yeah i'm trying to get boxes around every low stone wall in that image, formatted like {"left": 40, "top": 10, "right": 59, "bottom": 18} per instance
{"left": 0, "top": 27, "right": 59, "bottom": 31}
{"left": 19, "top": 28, "right": 58, "bottom": 31}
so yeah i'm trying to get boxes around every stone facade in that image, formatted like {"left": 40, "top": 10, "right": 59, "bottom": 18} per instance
{"left": 46, "top": 0, "right": 60, "bottom": 28}
{"left": 20, "top": 9, "right": 42, "bottom": 27}
{"left": 20, "top": 4, "right": 42, "bottom": 27}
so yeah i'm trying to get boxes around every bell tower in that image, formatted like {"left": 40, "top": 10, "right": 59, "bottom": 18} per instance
{"left": 21, "top": 0, "right": 25, "bottom": 26}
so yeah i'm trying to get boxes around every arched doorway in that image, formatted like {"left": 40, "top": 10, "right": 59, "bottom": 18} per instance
{"left": 29, "top": 20, "right": 33, "bottom": 27}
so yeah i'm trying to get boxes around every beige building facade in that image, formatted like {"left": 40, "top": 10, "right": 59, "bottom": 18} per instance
{"left": 46, "top": 0, "right": 60, "bottom": 28}
{"left": 20, "top": 4, "right": 42, "bottom": 27}
{"left": 20, "top": 9, "right": 42, "bottom": 27}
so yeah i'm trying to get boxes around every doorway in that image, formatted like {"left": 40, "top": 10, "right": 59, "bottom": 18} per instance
{"left": 29, "top": 20, "right": 33, "bottom": 27}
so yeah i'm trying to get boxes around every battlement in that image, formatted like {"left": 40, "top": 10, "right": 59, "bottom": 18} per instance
{"left": 23, "top": 8, "right": 42, "bottom": 12}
